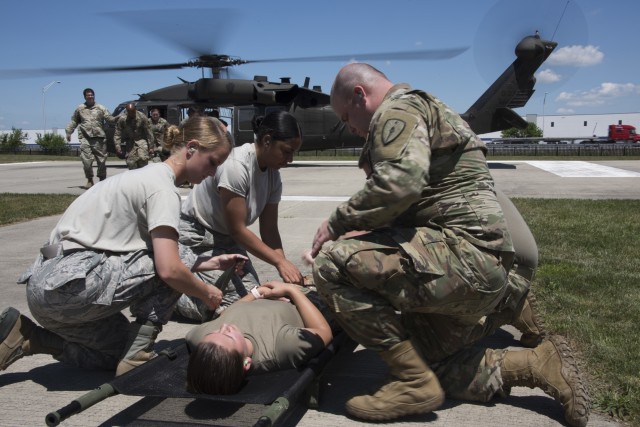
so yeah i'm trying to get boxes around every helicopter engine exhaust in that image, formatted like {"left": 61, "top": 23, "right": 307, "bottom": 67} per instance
{"left": 189, "top": 78, "right": 299, "bottom": 105}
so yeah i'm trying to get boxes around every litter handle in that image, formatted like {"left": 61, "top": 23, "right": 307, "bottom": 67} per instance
{"left": 45, "top": 383, "right": 117, "bottom": 426}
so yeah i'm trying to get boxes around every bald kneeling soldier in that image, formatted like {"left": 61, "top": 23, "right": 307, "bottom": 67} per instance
{"left": 310, "top": 63, "right": 589, "bottom": 426}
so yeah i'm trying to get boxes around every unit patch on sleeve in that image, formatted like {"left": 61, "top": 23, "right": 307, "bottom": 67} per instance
{"left": 382, "top": 118, "right": 406, "bottom": 145}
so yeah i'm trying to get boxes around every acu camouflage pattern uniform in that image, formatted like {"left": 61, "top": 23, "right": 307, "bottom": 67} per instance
{"left": 313, "top": 84, "right": 520, "bottom": 402}
{"left": 65, "top": 103, "right": 117, "bottom": 180}
{"left": 173, "top": 215, "right": 260, "bottom": 322}
{"left": 149, "top": 116, "right": 169, "bottom": 163}
{"left": 115, "top": 110, "right": 154, "bottom": 170}
{"left": 17, "top": 241, "right": 200, "bottom": 370}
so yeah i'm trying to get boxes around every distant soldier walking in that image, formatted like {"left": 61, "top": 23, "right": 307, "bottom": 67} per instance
{"left": 115, "top": 103, "right": 154, "bottom": 170}
{"left": 149, "top": 108, "right": 169, "bottom": 163}
{"left": 65, "top": 88, "right": 118, "bottom": 189}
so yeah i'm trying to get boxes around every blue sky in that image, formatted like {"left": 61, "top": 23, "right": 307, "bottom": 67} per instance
{"left": 1, "top": 0, "right": 638, "bottom": 132}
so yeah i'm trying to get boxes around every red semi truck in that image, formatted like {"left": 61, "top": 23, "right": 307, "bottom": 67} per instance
{"left": 608, "top": 124, "right": 640, "bottom": 143}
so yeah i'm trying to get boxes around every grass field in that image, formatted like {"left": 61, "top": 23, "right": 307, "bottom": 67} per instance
{"left": 0, "top": 157, "right": 638, "bottom": 425}
{"left": 512, "top": 198, "right": 640, "bottom": 425}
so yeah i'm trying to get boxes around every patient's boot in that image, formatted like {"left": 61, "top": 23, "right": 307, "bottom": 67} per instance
{"left": 345, "top": 340, "right": 444, "bottom": 421}
{"left": 1, "top": 307, "right": 64, "bottom": 371}
{"left": 116, "top": 320, "right": 161, "bottom": 376}
{"left": 500, "top": 335, "right": 590, "bottom": 427}
{"left": 513, "top": 291, "right": 546, "bottom": 347}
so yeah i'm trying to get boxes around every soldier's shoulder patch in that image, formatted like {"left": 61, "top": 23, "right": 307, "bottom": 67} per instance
{"left": 371, "top": 110, "right": 418, "bottom": 162}
{"left": 381, "top": 118, "right": 406, "bottom": 145}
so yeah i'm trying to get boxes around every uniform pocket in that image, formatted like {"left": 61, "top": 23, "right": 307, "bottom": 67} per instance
{"left": 389, "top": 227, "right": 445, "bottom": 277}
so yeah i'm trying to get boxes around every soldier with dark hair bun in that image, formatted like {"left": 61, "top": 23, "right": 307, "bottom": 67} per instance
{"left": 175, "top": 110, "right": 304, "bottom": 322}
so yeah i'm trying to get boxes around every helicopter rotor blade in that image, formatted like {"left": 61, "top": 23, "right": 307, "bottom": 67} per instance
{"left": 474, "top": 0, "right": 588, "bottom": 88}
{"left": 0, "top": 63, "right": 192, "bottom": 79}
{"left": 101, "top": 8, "right": 241, "bottom": 58}
{"left": 245, "top": 47, "right": 469, "bottom": 64}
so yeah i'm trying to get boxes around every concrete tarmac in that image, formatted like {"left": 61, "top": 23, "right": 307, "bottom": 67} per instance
{"left": 1, "top": 158, "right": 637, "bottom": 427}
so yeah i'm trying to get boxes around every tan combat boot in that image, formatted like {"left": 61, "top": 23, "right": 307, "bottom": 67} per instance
{"left": 513, "top": 291, "right": 546, "bottom": 347}
{"left": 115, "top": 321, "right": 160, "bottom": 376}
{"left": 0, "top": 307, "right": 34, "bottom": 370}
{"left": 1, "top": 307, "right": 63, "bottom": 371}
{"left": 345, "top": 340, "right": 444, "bottom": 421}
{"left": 500, "top": 335, "right": 590, "bottom": 427}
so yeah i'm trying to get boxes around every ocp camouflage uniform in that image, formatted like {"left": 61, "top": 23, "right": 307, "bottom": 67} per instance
{"left": 173, "top": 214, "right": 260, "bottom": 322}
{"left": 65, "top": 103, "right": 116, "bottom": 180}
{"left": 149, "top": 116, "right": 169, "bottom": 163}
{"left": 17, "top": 242, "right": 198, "bottom": 370}
{"left": 313, "top": 84, "right": 516, "bottom": 402}
{"left": 115, "top": 110, "right": 154, "bottom": 170}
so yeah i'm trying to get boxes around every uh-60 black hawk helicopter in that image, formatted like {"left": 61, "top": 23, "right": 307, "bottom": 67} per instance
{"left": 100, "top": 31, "right": 555, "bottom": 153}
{"left": 0, "top": 20, "right": 557, "bottom": 153}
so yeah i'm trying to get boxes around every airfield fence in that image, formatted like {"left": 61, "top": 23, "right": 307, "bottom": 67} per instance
{"left": 485, "top": 143, "right": 640, "bottom": 157}
{"left": 3, "top": 143, "right": 640, "bottom": 158}
{"left": 295, "top": 143, "right": 640, "bottom": 158}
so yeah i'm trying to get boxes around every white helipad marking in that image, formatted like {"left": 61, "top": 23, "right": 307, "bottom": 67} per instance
{"left": 282, "top": 195, "right": 349, "bottom": 202}
{"left": 523, "top": 161, "right": 640, "bottom": 177}
{"left": 0, "top": 161, "right": 46, "bottom": 166}
{"left": 293, "top": 160, "right": 358, "bottom": 166}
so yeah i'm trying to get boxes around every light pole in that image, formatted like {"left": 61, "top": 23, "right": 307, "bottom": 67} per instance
{"left": 42, "top": 80, "right": 61, "bottom": 135}
{"left": 542, "top": 92, "right": 548, "bottom": 138}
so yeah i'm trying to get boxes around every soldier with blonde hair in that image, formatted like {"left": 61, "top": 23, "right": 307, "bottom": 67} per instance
{"left": 1, "top": 116, "right": 245, "bottom": 377}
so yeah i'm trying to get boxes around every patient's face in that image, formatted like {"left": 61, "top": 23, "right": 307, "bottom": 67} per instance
{"left": 202, "top": 323, "right": 248, "bottom": 356}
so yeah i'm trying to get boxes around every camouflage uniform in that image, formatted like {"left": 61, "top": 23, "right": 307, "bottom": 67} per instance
{"left": 313, "top": 84, "right": 516, "bottom": 401}
{"left": 17, "top": 242, "right": 198, "bottom": 370}
{"left": 115, "top": 110, "right": 153, "bottom": 170}
{"left": 149, "top": 116, "right": 169, "bottom": 163}
{"left": 173, "top": 214, "right": 260, "bottom": 322}
{"left": 65, "top": 103, "right": 116, "bottom": 180}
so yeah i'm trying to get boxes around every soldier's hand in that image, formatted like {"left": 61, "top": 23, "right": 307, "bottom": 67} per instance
{"left": 276, "top": 259, "right": 303, "bottom": 285}
{"left": 311, "top": 220, "right": 336, "bottom": 258}
{"left": 203, "top": 285, "right": 223, "bottom": 310}
{"left": 259, "top": 281, "right": 297, "bottom": 300}
{"left": 193, "top": 253, "right": 248, "bottom": 273}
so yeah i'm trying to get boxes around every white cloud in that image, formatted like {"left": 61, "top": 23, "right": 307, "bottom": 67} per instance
{"left": 547, "top": 45, "right": 604, "bottom": 67}
{"left": 537, "top": 68, "right": 562, "bottom": 83}
{"left": 556, "top": 82, "right": 640, "bottom": 107}
{"left": 557, "top": 108, "right": 575, "bottom": 114}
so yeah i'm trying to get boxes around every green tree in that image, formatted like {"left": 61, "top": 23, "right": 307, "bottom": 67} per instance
{"left": 36, "top": 132, "right": 70, "bottom": 154}
{"left": 501, "top": 122, "right": 543, "bottom": 138}
{"left": 0, "top": 128, "right": 27, "bottom": 151}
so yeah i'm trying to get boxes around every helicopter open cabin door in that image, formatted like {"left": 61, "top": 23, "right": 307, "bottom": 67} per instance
{"left": 232, "top": 105, "right": 288, "bottom": 146}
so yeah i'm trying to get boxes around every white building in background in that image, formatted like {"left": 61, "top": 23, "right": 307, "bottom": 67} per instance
{"left": 479, "top": 112, "right": 640, "bottom": 140}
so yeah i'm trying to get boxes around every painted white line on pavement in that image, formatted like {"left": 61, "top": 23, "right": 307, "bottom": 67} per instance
{"left": 524, "top": 161, "right": 640, "bottom": 177}
{"left": 282, "top": 195, "right": 349, "bottom": 202}
{"left": 0, "top": 161, "right": 46, "bottom": 166}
